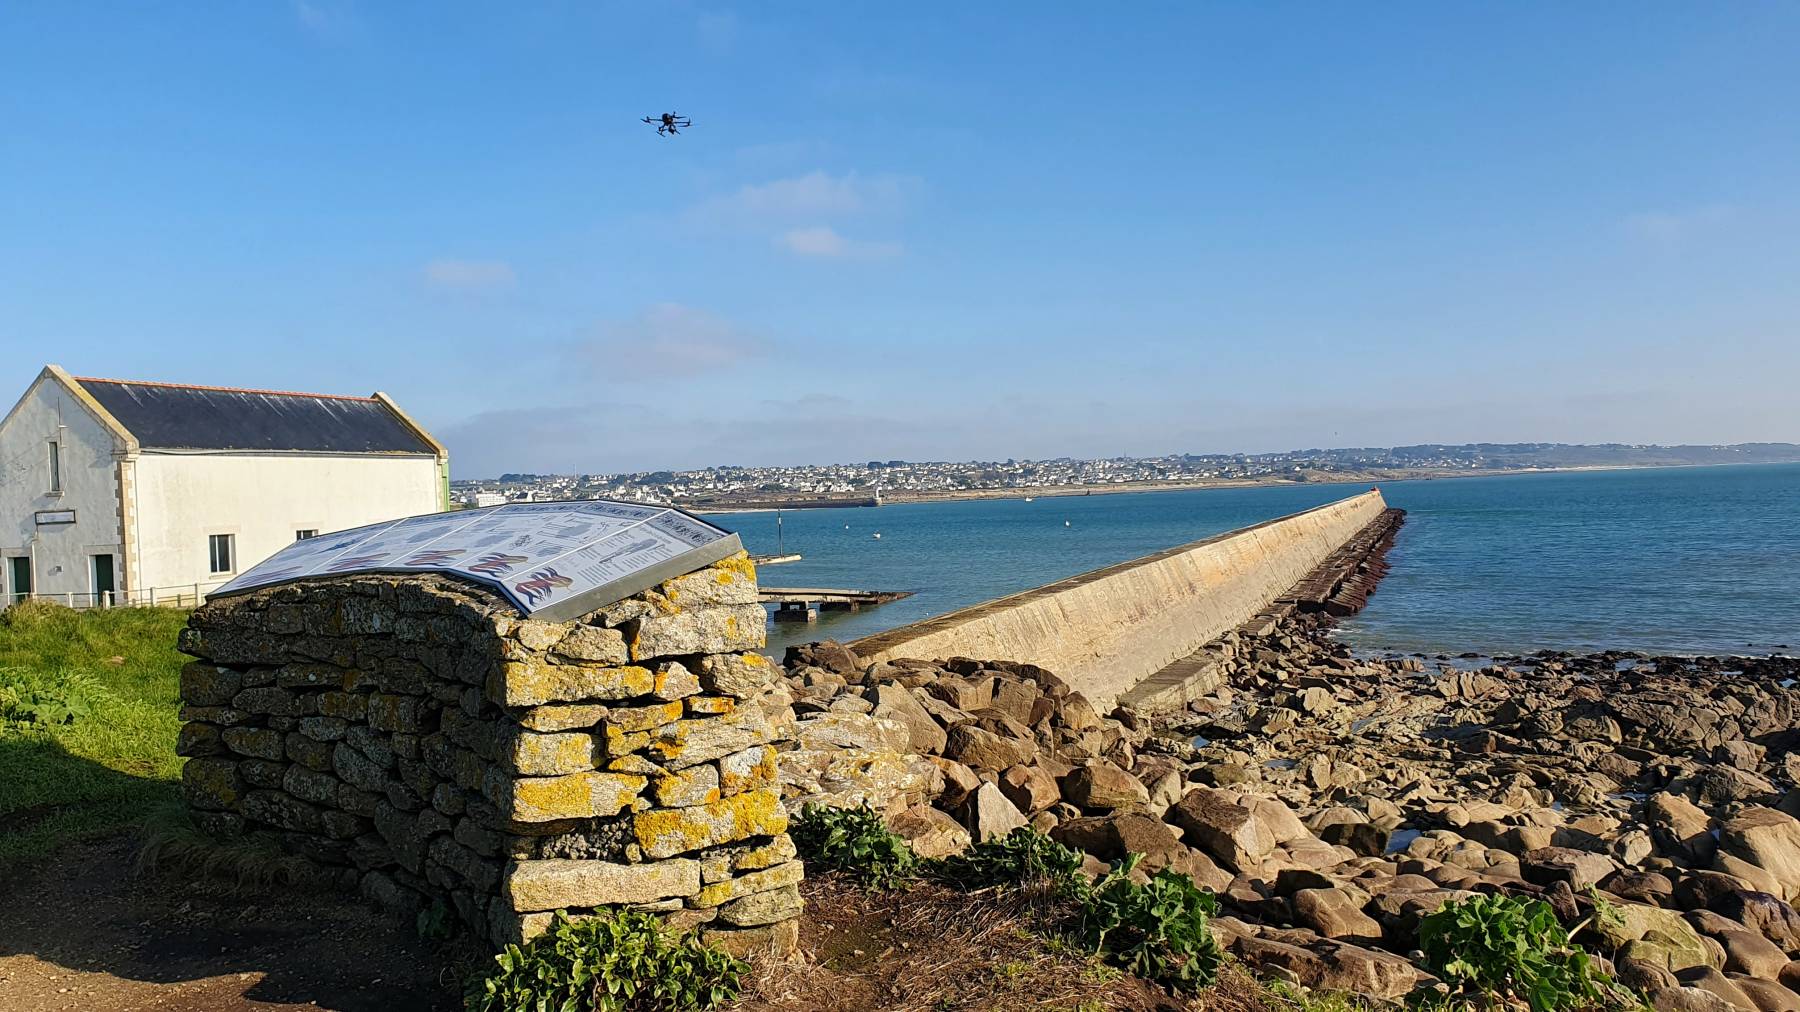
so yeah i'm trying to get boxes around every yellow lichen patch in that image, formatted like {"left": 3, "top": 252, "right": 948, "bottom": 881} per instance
{"left": 606, "top": 700, "right": 684, "bottom": 734}
{"left": 506, "top": 773, "right": 595, "bottom": 821}
{"left": 732, "top": 836, "right": 798, "bottom": 873}
{"left": 691, "top": 860, "right": 803, "bottom": 908}
{"left": 650, "top": 764, "right": 722, "bottom": 808}
{"left": 603, "top": 726, "right": 651, "bottom": 757}
{"left": 492, "top": 661, "right": 655, "bottom": 707}
{"left": 495, "top": 770, "right": 647, "bottom": 822}
{"left": 606, "top": 753, "right": 663, "bottom": 775}
{"left": 712, "top": 551, "right": 757, "bottom": 582}
{"left": 505, "top": 730, "right": 596, "bottom": 777}
{"left": 686, "top": 696, "right": 736, "bottom": 717}
{"left": 633, "top": 789, "right": 789, "bottom": 859}
{"left": 717, "top": 745, "right": 778, "bottom": 796}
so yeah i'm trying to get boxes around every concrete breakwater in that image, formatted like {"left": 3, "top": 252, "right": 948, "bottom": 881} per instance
{"left": 851, "top": 489, "right": 1388, "bottom": 706}
{"left": 1118, "top": 506, "right": 1405, "bottom": 713}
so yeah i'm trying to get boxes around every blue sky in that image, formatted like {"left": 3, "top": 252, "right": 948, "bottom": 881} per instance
{"left": 3, "top": 3, "right": 1797, "bottom": 477}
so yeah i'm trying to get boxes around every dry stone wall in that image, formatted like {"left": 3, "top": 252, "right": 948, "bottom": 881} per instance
{"left": 175, "top": 552, "right": 803, "bottom": 956}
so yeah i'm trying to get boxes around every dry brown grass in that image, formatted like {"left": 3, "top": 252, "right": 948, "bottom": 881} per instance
{"left": 733, "top": 874, "right": 1280, "bottom": 1012}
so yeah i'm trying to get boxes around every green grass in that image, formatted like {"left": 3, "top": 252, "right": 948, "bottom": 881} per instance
{"left": 0, "top": 602, "right": 192, "bottom": 865}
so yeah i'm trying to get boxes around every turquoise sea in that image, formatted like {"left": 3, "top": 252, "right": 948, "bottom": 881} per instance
{"left": 714, "top": 463, "right": 1800, "bottom": 658}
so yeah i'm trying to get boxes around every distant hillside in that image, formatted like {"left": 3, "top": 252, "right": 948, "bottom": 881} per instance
{"left": 1293, "top": 442, "right": 1800, "bottom": 469}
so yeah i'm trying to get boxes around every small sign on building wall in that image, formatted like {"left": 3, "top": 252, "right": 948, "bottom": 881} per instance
{"left": 34, "top": 509, "right": 76, "bottom": 525}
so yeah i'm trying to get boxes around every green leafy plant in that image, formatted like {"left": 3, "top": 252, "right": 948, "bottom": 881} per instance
{"left": 1417, "top": 893, "right": 1617, "bottom": 1012}
{"left": 790, "top": 803, "right": 919, "bottom": 889}
{"left": 1071, "top": 854, "right": 1223, "bottom": 993}
{"left": 466, "top": 908, "right": 745, "bottom": 1012}
{"left": 0, "top": 670, "right": 99, "bottom": 729}
{"left": 932, "top": 826, "right": 1086, "bottom": 891}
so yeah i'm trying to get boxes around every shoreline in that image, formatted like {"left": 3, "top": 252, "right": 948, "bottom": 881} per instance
{"left": 693, "top": 459, "right": 1793, "bottom": 514}
{"left": 779, "top": 608, "right": 1800, "bottom": 1006}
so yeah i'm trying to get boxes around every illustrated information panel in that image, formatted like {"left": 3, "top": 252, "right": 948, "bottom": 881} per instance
{"left": 212, "top": 500, "right": 742, "bottom": 618}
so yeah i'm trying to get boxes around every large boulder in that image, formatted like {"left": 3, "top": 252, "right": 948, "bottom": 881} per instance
{"left": 1167, "top": 787, "right": 1277, "bottom": 872}
{"left": 1728, "top": 975, "right": 1800, "bottom": 1012}
{"left": 865, "top": 684, "right": 947, "bottom": 755}
{"left": 1718, "top": 807, "right": 1800, "bottom": 904}
{"left": 1601, "top": 904, "right": 1715, "bottom": 974}
{"left": 998, "top": 763, "right": 1061, "bottom": 815}
{"left": 1522, "top": 846, "right": 1617, "bottom": 891}
{"left": 1232, "top": 936, "right": 1420, "bottom": 1000}
{"left": 1708, "top": 926, "right": 1789, "bottom": 980}
{"left": 1060, "top": 759, "right": 1150, "bottom": 812}
{"left": 1650, "top": 792, "right": 1718, "bottom": 867}
{"left": 943, "top": 724, "right": 1035, "bottom": 772}
{"left": 957, "top": 781, "right": 1027, "bottom": 843}
{"left": 1050, "top": 812, "right": 1185, "bottom": 870}
{"left": 792, "top": 712, "right": 911, "bottom": 753}
{"left": 1710, "top": 890, "right": 1800, "bottom": 955}
{"left": 1291, "top": 888, "right": 1382, "bottom": 944}
{"left": 1676, "top": 968, "right": 1760, "bottom": 1012}
{"left": 889, "top": 804, "right": 972, "bottom": 859}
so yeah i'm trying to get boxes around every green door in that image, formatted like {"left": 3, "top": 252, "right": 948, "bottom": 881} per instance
{"left": 93, "top": 554, "right": 116, "bottom": 604}
{"left": 9, "top": 557, "right": 31, "bottom": 606}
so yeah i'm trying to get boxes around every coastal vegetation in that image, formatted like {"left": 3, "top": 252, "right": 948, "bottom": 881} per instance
{"left": 791, "top": 807, "right": 1224, "bottom": 993}
{"left": 467, "top": 908, "right": 747, "bottom": 1012}
{"left": 0, "top": 601, "right": 189, "bottom": 864}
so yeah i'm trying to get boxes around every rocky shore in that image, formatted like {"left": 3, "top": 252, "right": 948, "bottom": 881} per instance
{"left": 774, "top": 621, "right": 1800, "bottom": 1010}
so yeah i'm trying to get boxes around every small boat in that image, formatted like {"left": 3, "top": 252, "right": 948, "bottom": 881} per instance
{"left": 872, "top": 532, "right": 882, "bottom": 540}
{"left": 1024, "top": 496, "right": 1034, "bottom": 502}
{"left": 1064, "top": 520, "right": 1071, "bottom": 527}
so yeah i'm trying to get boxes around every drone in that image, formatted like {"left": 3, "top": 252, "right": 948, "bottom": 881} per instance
{"left": 642, "top": 112, "right": 692, "bottom": 136}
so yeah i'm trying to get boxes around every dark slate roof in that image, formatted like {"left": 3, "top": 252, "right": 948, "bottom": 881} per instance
{"left": 74, "top": 378, "right": 436, "bottom": 454}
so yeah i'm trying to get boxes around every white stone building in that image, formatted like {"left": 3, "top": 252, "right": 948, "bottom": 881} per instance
{"left": 0, "top": 365, "right": 448, "bottom": 606}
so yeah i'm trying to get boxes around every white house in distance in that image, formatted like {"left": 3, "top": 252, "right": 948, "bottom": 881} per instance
{"left": 0, "top": 365, "right": 448, "bottom": 606}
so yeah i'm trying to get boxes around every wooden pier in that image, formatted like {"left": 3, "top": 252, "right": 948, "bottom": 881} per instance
{"left": 759, "top": 587, "right": 913, "bottom": 623}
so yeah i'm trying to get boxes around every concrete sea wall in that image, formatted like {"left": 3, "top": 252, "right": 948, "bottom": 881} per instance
{"left": 851, "top": 490, "right": 1388, "bottom": 705}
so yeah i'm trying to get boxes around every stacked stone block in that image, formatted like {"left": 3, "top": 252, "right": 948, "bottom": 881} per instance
{"left": 176, "top": 552, "right": 803, "bottom": 956}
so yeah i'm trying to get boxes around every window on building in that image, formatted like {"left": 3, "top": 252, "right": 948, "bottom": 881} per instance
{"left": 296, "top": 529, "right": 318, "bottom": 540}
{"left": 208, "top": 534, "right": 235, "bottom": 574}
{"left": 47, "top": 440, "right": 61, "bottom": 494}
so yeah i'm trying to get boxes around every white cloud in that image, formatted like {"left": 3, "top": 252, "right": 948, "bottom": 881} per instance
{"left": 688, "top": 170, "right": 915, "bottom": 226}
{"left": 1623, "top": 204, "right": 1736, "bottom": 248}
{"left": 422, "top": 259, "right": 516, "bottom": 292}
{"left": 777, "top": 226, "right": 902, "bottom": 260}
{"left": 581, "top": 303, "right": 764, "bottom": 376}
{"left": 293, "top": 0, "right": 360, "bottom": 42}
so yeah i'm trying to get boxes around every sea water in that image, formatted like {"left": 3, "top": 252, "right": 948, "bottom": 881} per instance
{"left": 712, "top": 463, "right": 1800, "bottom": 658}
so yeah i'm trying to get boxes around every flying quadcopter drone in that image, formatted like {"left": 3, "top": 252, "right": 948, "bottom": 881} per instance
{"left": 642, "top": 112, "right": 692, "bottom": 136}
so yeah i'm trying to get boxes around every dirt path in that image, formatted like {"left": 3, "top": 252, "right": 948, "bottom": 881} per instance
{"left": 0, "top": 837, "right": 1271, "bottom": 1012}
{"left": 0, "top": 836, "right": 476, "bottom": 1012}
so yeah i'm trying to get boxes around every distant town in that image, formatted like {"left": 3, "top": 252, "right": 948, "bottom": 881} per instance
{"left": 452, "top": 441, "right": 1800, "bottom": 511}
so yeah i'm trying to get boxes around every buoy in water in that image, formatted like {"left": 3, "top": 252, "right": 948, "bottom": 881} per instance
{"left": 1064, "top": 520, "right": 1071, "bottom": 527}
